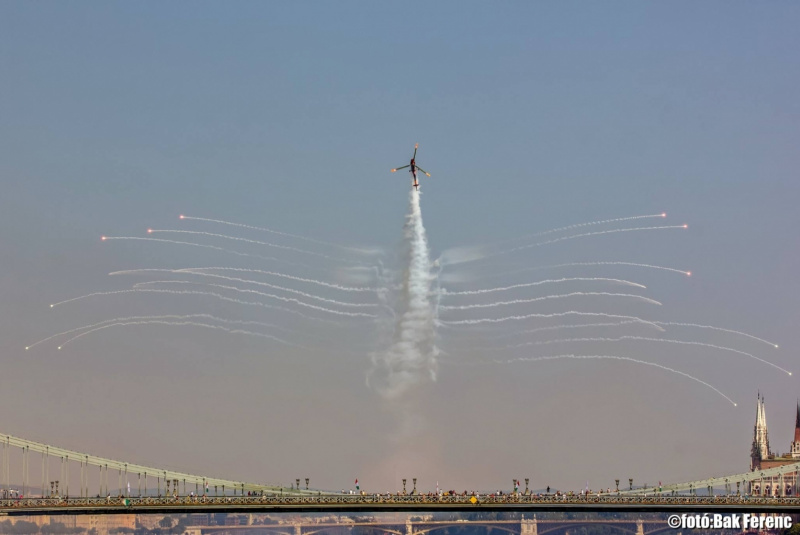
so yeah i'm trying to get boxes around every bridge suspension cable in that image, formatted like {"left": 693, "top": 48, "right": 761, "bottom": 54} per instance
{"left": 1, "top": 433, "right": 324, "bottom": 498}
{"left": 618, "top": 462, "right": 800, "bottom": 496}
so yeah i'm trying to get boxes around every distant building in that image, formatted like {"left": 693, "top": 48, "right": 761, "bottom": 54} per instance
{"left": 75, "top": 514, "right": 135, "bottom": 535}
{"left": 136, "top": 514, "right": 166, "bottom": 530}
{"left": 749, "top": 393, "right": 800, "bottom": 495}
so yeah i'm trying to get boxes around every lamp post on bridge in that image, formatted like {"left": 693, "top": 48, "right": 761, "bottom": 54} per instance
{"left": 615, "top": 480, "right": 619, "bottom": 493}
{"left": 525, "top": 478, "right": 529, "bottom": 494}
{"left": 412, "top": 478, "right": 417, "bottom": 495}
{"left": 629, "top": 478, "right": 633, "bottom": 491}
{"left": 296, "top": 479, "right": 300, "bottom": 492}
{"left": 305, "top": 478, "right": 309, "bottom": 490}
{"left": 402, "top": 479, "right": 406, "bottom": 494}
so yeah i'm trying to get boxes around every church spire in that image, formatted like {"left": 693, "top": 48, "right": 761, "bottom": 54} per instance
{"left": 792, "top": 400, "right": 800, "bottom": 459}
{"left": 795, "top": 400, "right": 799, "bottom": 430}
{"left": 752, "top": 392, "right": 770, "bottom": 467}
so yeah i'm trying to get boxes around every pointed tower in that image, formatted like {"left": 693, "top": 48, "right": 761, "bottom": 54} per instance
{"left": 761, "top": 395, "right": 771, "bottom": 457}
{"left": 791, "top": 401, "right": 800, "bottom": 459}
{"left": 752, "top": 393, "right": 771, "bottom": 469}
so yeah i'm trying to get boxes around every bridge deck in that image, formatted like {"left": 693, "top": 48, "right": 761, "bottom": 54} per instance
{"left": 2, "top": 495, "right": 799, "bottom": 516}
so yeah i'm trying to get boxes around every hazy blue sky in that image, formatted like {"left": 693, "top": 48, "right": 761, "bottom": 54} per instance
{"left": 1, "top": 2, "right": 799, "bottom": 493}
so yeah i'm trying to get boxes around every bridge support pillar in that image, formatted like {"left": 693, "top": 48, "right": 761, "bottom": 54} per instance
{"left": 521, "top": 516, "right": 538, "bottom": 535}
{"left": 635, "top": 520, "right": 644, "bottom": 535}
{"left": 406, "top": 519, "right": 414, "bottom": 535}
{"left": 294, "top": 523, "right": 301, "bottom": 535}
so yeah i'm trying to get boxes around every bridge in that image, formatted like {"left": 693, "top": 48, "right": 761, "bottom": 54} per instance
{"left": 3, "top": 431, "right": 800, "bottom": 515}
{"left": 181, "top": 518, "right": 673, "bottom": 535}
{"left": 2, "top": 493, "right": 800, "bottom": 516}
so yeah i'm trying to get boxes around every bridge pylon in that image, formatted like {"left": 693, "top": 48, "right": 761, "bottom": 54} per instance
{"left": 521, "top": 515, "right": 538, "bottom": 535}
{"left": 635, "top": 519, "right": 644, "bottom": 535}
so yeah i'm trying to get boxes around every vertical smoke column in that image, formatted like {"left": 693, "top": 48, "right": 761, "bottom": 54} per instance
{"left": 371, "top": 188, "right": 438, "bottom": 399}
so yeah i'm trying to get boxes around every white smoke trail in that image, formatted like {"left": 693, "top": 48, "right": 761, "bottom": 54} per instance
{"left": 499, "top": 225, "right": 689, "bottom": 257}
{"left": 147, "top": 229, "right": 358, "bottom": 264}
{"left": 26, "top": 313, "right": 307, "bottom": 351}
{"left": 371, "top": 189, "right": 438, "bottom": 399}
{"left": 179, "top": 214, "right": 383, "bottom": 256}
{"left": 101, "top": 236, "right": 312, "bottom": 268}
{"left": 652, "top": 322, "right": 780, "bottom": 349}
{"left": 48, "top": 289, "right": 337, "bottom": 323}
{"left": 501, "top": 213, "right": 668, "bottom": 244}
{"left": 170, "top": 271, "right": 376, "bottom": 307}
{"left": 439, "top": 311, "right": 664, "bottom": 331}
{"left": 549, "top": 261, "right": 690, "bottom": 276}
{"left": 114, "top": 267, "right": 377, "bottom": 293}
{"left": 58, "top": 320, "right": 297, "bottom": 349}
{"left": 438, "top": 292, "right": 661, "bottom": 311}
{"left": 131, "top": 281, "right": 376, "bottom": 318}
{"left": 128, "top": 270, "right": 376, "bottom": 308}
{"left": 478, "top": 354, "right": 737, "bottom": 406}
{"left": 484, "top": 262, "right": 692, "bottom": 281}
{"left": 440, "top": 261, "right": 690, "bottom": 285}
{"left": 483, "top": 336, "right": 791, "bottom": 376}
{"left": 440, "top": 277, "right": 646, "bottom": 297}
{"left": 459, "top": 321, "right": 641, "bottom": 342}
{"left": 441, "top": 225, "right": 688, "bottom": 266}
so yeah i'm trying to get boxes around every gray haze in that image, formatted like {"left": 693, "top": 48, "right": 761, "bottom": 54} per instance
{"left": 1, "top": 2, "right": 799, "bottom": 493}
